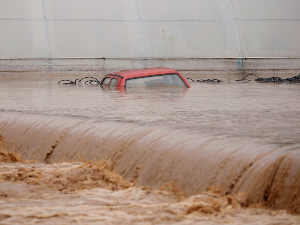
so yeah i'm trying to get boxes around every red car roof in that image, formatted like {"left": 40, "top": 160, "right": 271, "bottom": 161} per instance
{"left": 113, "top": 67, "right": 179, "bottom": 78}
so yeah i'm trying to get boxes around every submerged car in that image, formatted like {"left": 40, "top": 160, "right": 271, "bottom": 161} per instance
{"left": 101, "top": 68, "right": 191, "bottom": 89}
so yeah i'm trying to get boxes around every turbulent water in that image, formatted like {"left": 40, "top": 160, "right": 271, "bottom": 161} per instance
{"left": 0, "top": 74, "right": 300, "bottom": 223}
{"left": 1, "top": 148, "right": 300, "bottom": 225}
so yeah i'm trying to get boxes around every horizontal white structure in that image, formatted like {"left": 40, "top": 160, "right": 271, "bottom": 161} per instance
{"left": 0, "top": 0, "right": 299, "bottom": 59}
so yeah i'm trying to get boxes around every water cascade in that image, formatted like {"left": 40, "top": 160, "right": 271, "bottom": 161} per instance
{"left": 1, "top": 111, "right": 299, "bottom": 213}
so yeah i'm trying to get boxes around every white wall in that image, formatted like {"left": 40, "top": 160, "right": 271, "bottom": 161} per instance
{"left": 0, "top": 0, "right": 299, "bottom": 59}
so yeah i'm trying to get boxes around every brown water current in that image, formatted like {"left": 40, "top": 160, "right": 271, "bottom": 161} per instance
{"left": 0, "top": 75, "right": 300, "bottom": 222}
{"left": 1, "top": 147, "right": 300, "bottom": 224}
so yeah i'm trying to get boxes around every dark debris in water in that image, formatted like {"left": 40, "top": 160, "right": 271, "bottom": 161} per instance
{"left": 186, "top": 78, "right": 223, "bottom": 83}
{"left": 187, "top": 74, "right": 300, "bottom": 84}
{"left": 254, "top": 75, "right": 300, "bottom": 83}
{"left": 58, "top": 77, "right": 102, "bottom": 85}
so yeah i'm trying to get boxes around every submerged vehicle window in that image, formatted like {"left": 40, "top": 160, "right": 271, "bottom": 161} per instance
{"left": 126, "top": 74, "right": 187, "bottom": 88}
{"left": 102, "top": 77, "right": 111, "bottom": 86}
{"left": 109, "top": 78, "right": 118, "bottom": 87}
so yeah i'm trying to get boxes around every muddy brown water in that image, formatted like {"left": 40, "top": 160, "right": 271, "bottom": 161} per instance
{"left": 0, "top": 74, "right": 300, "bottom": 222}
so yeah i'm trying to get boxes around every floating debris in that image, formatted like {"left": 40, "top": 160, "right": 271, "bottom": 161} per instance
{"left": 255, "top": 75, "right": 300, "bottom": 83}
{"left": 188, "top": 74, "right": 300, "bottom": 84}
{"left": 58, "top": 77, "right": 102, "bottom": 85}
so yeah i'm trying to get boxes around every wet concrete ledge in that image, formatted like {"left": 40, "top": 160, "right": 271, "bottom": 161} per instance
{"left": 0, "top": 58, "right": 299, "bottom": 76}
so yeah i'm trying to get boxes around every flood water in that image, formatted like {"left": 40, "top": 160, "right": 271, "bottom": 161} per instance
{"left": 1, "top": 74, "right": 300, "bottom": 224}
{"left": 0, "top": 74, "right": 300, "bottom": 146}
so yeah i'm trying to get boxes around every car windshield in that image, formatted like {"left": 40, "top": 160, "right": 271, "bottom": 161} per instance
{"left": 126, "top": 73, "right": 187, "bottom": 88}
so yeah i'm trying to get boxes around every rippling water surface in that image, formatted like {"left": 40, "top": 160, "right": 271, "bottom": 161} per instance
{"left": 0, "top": 74, "right": 300, "bottom": 146}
